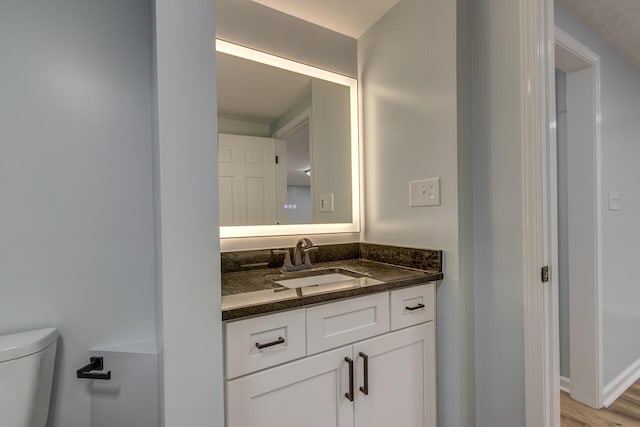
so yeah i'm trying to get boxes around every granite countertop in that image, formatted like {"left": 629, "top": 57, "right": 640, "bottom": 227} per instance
{"left": 222, "top": 259, "right": 443, "bottom": 321}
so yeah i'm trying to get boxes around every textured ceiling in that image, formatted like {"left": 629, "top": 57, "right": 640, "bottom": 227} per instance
{"left": 561, "top": 0, "right": 640, "bottom": 66}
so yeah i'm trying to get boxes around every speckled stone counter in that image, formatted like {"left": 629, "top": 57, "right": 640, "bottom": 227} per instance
{"left": 222, "top": 244, "right": 443, "bottom": 321}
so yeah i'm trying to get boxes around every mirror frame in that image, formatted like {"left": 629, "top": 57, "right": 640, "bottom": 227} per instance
{"left": 217, "top": 39, "right": 361, "bottom": 238}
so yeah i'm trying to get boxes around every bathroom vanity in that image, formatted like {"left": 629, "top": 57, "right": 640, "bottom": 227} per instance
{"left": 215, "top": 5, "right": 444, "bottom": 426}
{"left": 221, "top": 243, "right": 442, "bottom": 427}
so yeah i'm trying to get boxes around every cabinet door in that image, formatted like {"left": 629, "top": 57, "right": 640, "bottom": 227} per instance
{"left": 227, "top": 345, "right": 355, "bottom": 427}
{"left": 353, "top": 323, "right": 436, "bottom": 427}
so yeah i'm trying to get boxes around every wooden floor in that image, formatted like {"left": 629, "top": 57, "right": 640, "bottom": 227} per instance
{"left": 561, "top": 381, "right": 640, "bottom": 426}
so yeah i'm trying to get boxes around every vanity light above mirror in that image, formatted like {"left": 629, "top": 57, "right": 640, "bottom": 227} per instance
{"left": 216, "top": 40, "right": 361, "bottom": 239}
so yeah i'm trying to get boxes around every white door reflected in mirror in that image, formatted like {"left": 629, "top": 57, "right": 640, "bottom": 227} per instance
{"left": 218, "top": 134, "right": 277, "bottom": 226}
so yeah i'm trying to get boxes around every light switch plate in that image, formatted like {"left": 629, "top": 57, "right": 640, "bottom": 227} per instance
{"left": 609, "top": 190, "right": 620, "bottom": 211}
{"left": 319, "top": 193, "right": 334, "bottom": 212}
{"left": 410, "top": 178, "right": 440, "bottom": 207}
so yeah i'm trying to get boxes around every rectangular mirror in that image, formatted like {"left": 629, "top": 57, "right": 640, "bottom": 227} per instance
{"left": 217, "top": 40, "right": 360, "bottom": 238}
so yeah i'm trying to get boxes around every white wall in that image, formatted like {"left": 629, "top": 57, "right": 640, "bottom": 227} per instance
{"left": 556, "top": 1, "right": 640, "bottom": 385}
{"left": 152, "top": 0, "right": 223, "bottom": 425}
{"left": 215, "top": 0, "right": 357, "bottom": 78}
{"left": 0, "top": 0, "right": 156, "bottom": 426}
{"left": 285, "top": 186, "right": 312, "bottom": 224}
{"left": 311, "top": 79, "right": 352, "bottom": 224}
{"left": 358, "top": 0, "right": 475, "bottom": 425}
{"left": 218, "top": 116, "right": 271, "bottom": 138}
{"left": 271, "top": 92, "right": 312, "bottom": 136}
{"left": 472, "top": 0, "right": 526, "bottom": 425}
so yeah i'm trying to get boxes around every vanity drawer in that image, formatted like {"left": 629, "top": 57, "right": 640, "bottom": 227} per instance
{"left": 225, "top": 309, "right": 306, "bottom": 379}
{"left": 390, "top": 283, "right": 435, "bottom": 330}
{"left": 306, "top": 292, "right": 390, "bottom": 355}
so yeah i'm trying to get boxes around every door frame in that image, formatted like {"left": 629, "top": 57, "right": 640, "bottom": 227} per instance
{"left": 520, "top": 0, "right": 560, "bottom": 425}
{"left": 522, "top": 0, "right": 605, "bottom": 424}
{"left": 554, "top": 27, "right": 603, "bottom": 409}
{"left": 273, "top": 110, "right": 312, "bottom": 225}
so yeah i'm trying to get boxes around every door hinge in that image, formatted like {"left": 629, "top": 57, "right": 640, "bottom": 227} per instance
{"left": 275, "top": 155, "right": 279, "bottom": 164}
{"left": 541, "top": 266, "right": 550, "bottom": 283}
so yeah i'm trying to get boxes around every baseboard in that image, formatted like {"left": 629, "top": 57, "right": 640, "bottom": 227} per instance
{"left": 560, "top": 376, "right": 571, "bottom": 393}
{"left": 603, "top": 357, "right": 640, "bottom": 407}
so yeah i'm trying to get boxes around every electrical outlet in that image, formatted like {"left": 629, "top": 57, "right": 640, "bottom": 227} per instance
{"left": 409, "top": 178, "right": 440, "bottom": 207}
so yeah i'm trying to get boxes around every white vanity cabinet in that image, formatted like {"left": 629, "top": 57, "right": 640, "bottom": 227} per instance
{"left": 224, "top": 283, "right": 436, "bottom": 427}
{"left": 227, "top": 345, "right": 355, "bottom": 427}
{"left": 353, "top": 323, "right": 436, "bottom": 427}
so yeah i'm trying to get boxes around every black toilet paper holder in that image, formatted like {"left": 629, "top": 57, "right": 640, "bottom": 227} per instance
{"left": 77, "top": 357, "right": 111, "bottom": 380}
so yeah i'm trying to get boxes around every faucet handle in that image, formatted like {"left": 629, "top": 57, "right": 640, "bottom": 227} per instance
{"left": 302, "top": 246, "right": 318, "bottom": 267}
{"left": 272, "top": 249, "right": 293, "bottom": 271}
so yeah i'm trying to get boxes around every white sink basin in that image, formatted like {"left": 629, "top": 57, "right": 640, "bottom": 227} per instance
{"left": 275, "top": 273, "right": 356, "bottom": 289}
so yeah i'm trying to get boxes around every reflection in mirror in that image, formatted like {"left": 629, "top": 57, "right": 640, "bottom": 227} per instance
{"left": 216, "top": 44, "right": 355, "bottom": 229}
{"left": 282, "top": 122, "right": 311, "bottom": 224}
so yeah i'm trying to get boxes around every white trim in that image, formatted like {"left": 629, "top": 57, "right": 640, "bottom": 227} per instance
{"left": 216, "top": 39, "right": 361, "bottom": 238}
{"left": 216, "top": 39, "right": 356, "bottom": 86}
{"left": 522, "top": 0, "right": 560, "bottom": 426}
{"left": 554, "top": 27, "right": 604, "bottom": 409}
{"left": 272, "top": 108, "right": 310, "bottom": 140}
{"left": 560, "top": 376, "right": 571, "bottom": 394}
{"left": 555, "top": 29, "right": 599, "bottom": 67}
{"left": 274, "top": 139, "right": 287, "bottom": 225}
{"left": 603, "top": 357, "right": 640, "bottom": 407}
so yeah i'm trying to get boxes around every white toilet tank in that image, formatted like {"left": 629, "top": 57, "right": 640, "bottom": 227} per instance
{"left": 0, "top": 328, "right": 58, "bottom": 427}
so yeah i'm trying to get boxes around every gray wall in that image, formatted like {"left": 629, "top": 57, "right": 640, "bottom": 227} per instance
{"left": 472, "top": 0, "right": 526, "bottom": 425}
{"left": 152, "top": 0, "right": 223, "bottom": 424}
{"left": 90, "top": 345, "right": 159, "bottom": 427}
{"left": 457, "top": 0, "right": 476, "bottom": 422}
{"left": 359, "top": 0, "right": 475, "bottom": 425}
{"left": 215, "top": 0, "right": 357, "bottom": 78}
{"left": 556, "top": 70, "right": 571, "bottom": 379}
{"left": 556, "top": 1, "right": 640, "bottom": 385}
{"left": 0, "top": 0, "right": 156, "bottom": 426}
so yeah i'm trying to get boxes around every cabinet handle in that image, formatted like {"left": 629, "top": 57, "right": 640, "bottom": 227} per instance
{"left": 359, "top": 352, "right": 369, "bottom": 395}
{"left": 345, "top": 357, "right": 354, "bottom": 402}
{"left": 255, "top": 337, "right": 285, "bottom": 350}
{"left": 405, "top": 303, "right": 425, "bottom": 311}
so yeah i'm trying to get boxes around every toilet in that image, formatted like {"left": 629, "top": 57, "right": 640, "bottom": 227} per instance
{"left": 0, "top": 328, "right": 58, "bottom": 427}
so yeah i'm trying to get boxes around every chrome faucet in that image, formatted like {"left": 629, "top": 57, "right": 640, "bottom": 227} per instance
{"left": 293, "top": 238, "right": 317, "bottom": 269}
{"left": 273, "top": 238, "right": 317, "bottom": 273}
